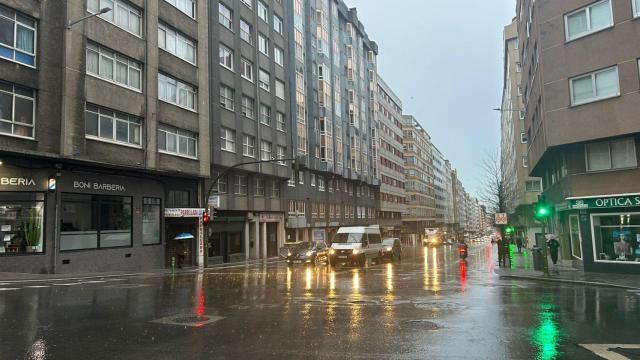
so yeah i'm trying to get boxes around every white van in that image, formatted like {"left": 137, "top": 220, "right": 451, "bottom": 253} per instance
{"left": 328, "top": 226, "right": 384, "bottom": 267}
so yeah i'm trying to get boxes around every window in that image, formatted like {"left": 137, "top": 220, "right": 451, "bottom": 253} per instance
{"left": 241, "top": 95, "right": 255, "bottom": 119}
{"left": 565, "top": 0, "right": 613, "bottom": 41}
{"left": 241, "top": 58, "right": 254, "bottom": 82}
{"left": 0, "top": 81, "right": 35, "bottom": 138}
{"left": 586, "top": 138, "right": 637, "bottom": 172}
{"left": 520, "top": 132, "right": 527, "bottom": 143}
{"left": 163, "top": 0, "right": 196, "bottom": 18}
{"left": 220, "top": 127, "right": 236, "bottom": 152}
{"left": 525, "top": 180, "right": 542, "bottom": 192}
{"left": 277, "top": 145, "right": 286, "bottom": 165}
{"left": 516, "top": 62, "right": 522, "bottom": 73}
{"left": 519, "top": 110, "right": 526, "bottom": 120}
{"left": 259, "top": 69, "right": 270, "bottom": 91}
{"left": 158, "top": 23, "right": 196, "bottom": 64}
{"left": 212, "top": 174, "right": 228, "bottom": 194}
{"left": 255, "top": 178, "right": 265, "bottom": 196}
{"left": 243, "top": 134, "right": 255, "bottom": 157}
{"left": 569, "top": 215, "right": 582, "bottom": 260}
{"left": 220, "top": 85, "right": 235, "bottom": 110}
{"left": 310, "top": 173, "right": 316, "bottom": 187}
{"left": 234, "top": 175, "right": 248, "bottom": 195}
{"left": 86, "top": 43, "right": 142, "bottom": 91}
{"left": 298, "top": 170, "right": 304, "bottom": 184}
{"left": 275, "top": 80, "right": 285, "bottom": 99}
{"left": 240, "top": 19, "right": 253, "bottom": 44}
{"left": 318, "top": 176, "right": 325, "bottom": 192}
{"left": 85, "top": 103, "right": 142, "bottom": 146}
{"left": 0, "top": 5, "right": 36, "bottom": 66}
{"left": 219, "top": 44, "right": 234, "bottom": 71}
{"left": 60, "top": 194, "right": 132, "bottom": 251}
{"left": 258, "top": 33, "right": 269, "bottom": 56}
{"left": 522, "top": 157, "right": 528, "bottom": 168}
{"left": 142, "top": 198, "right": 161, "bottom": 245}
{"left": 0, "top": 193, "right": 44, "bottom": 255}
{"left": 274, "top": 46, "right": 284, "bottom": 66}
{"left": 592, "top": 213, "right": 640, "bottom": 263}
{"left": 274, "top": 15, "right": 283, "bottom": 34}
{"left": 88, "top": 0, "right": 142, "bottom": 36}
{"left": 634, "top": 0, "right": 640, "bottom": 17}
{"left": 158, "top": 124, "right": 197, "bottom": 158}
{"left": 260, "top": 140, "right": 272, "bottom": 161}
{"left": 570, "top": 66, "right": 619, "bottom": 106}
{"left": 167, "top": 190, "right": 189, "bottom": 207}
{"left": 271, "top": 181, "right": 280, "bottom": 198}
{"left": 241, "top": 0, "right": 252, "bottom": 9}
{"left": 258, "top": 1, "right": 268, "bottom": 22}
{"left": 259, "top": 104, "right": 271, "bottom": 125}
{"left": 218, "top": 2, "right": 232, "bottom": 30}
{"left": 276, "top": 112, "right": 285, "bottom": 131}
{"left": 158, "top": 73, "right": 197, "bottom": 111}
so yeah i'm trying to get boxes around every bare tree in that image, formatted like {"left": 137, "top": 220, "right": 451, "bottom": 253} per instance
{"left": 479, "top": 149, "right": 513, "bottom": 218}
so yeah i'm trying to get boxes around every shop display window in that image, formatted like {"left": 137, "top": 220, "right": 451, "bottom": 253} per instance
{"left": 60, "top": 194, "right": 132, "bottom": 251}
{"left": 0, "top": 193, "right": 44, "bottom": 255}
{"left": 142, "top": 197, "right": 161, "bottom": 245}
{"left": 592, "top": 213, "right": 640, "bottom": 263}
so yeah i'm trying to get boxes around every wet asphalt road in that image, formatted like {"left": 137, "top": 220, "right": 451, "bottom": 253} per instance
{"left": 1, "top": 244, "right": 640, "bottom": 360}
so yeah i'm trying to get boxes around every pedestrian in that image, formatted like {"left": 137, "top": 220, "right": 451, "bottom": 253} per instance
{"left": 547, "top": 235, "right": 560, "bottom": 265}
{"left": 497, "top": 237, "right": 504, "bottom": 266}
{"left": 516, "top": 236, "right": 523, "bottom": 254}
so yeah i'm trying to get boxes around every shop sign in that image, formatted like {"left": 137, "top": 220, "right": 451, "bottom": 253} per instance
{"left": 164, "top": 208, "right": 205, "bottom": 218}
{"left": 73, "top": 181, "right": 125, "bottom": 192}
{"left": 259, "top": 213, "right": 283, "bottom": 222}
{"left": 0, "top": 166, "right": 49, "bottom": 191}
{"left": 495, "top": 213, "right": 508, "bottom": 225}
{"left": 208, "top": 195, "right": 220, "bottom": 208}
{"left": 569, "top": 195, "right": 640, "bottom": 210}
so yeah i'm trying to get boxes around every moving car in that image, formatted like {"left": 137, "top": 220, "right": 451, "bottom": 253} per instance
{"left": 282, "top": 241, "right": 329, "bottom": 267}
{"left": 329, "top": 226, "right": 384, "bottom": 267}
{"left": 381, "top": 238, "right": 403, "bottom": 261}
{"left": 423, "top": 228, "right": 444, "bottom": 247}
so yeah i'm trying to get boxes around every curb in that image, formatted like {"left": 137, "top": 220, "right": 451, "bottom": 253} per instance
{"left": 499, "top": 274, "right": 640, "bottom": 291}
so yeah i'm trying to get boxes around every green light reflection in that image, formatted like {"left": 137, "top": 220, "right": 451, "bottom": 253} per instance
{"left": 532, "top": 303, "right": 561, "bottom": 360}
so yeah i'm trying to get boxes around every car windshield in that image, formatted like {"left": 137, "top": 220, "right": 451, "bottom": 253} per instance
{"left": 332, "top": 233, "right": 364, "bottom": 244}
{"left": 382, "top": 239, "right": 395, "bottom": 246}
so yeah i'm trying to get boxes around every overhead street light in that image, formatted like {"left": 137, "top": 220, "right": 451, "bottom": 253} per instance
{"left": 493, "top": 108, "right": 525, "bottom": 114}
{"left": 67, "top": 7, "right": 112, "bottom": 29}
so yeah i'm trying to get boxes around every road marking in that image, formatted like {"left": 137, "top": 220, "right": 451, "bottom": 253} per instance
{"left": 0, "top": 288, "right": 20, "bottom": 291}
{"left": 52, "top": 283, "right": 83, "bottom": 286}
{"left": 579, "top": 344, "right": 640, "bottom": 360}
{"left": 25, "top": 285, "right": 50, "bottom": 288}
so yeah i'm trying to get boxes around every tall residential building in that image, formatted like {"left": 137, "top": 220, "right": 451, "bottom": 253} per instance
{"left": 284, "top": 0, "right": 379, "bottom": 244}
{"left": 376, "top": 76, "right": 406, "bottom": 237}
{"left": 208, "top": 0, "right": 291, "bottom": 263}
{"left": 402, "top": 115, "right": 436, "bottom": 243}
{"left": 0, "top": 0, "right": 210, "bottom": 273}
{"left": 451, "top": 170, "right": 467, "bottom": 238}
{"left": 432, "top": 145, "right": 448, "bottom": 227}
{"left": 443, "top": 160, "right": 456, "bottom": 235}
{"left": 517, "top": 0, "right": 640, "bottom": 274}
{"left": 500, "top": 19, "right": 541, "bottom": 243}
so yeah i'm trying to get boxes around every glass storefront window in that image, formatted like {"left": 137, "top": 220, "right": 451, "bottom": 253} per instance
{"left": 569, "top": 215, "right": 582, "bottom": 260}
{"left": 592, "top": 213, "right": 640, "bottom": 263}
{"left": 142, "top": 197, "right": 161, "bottom": 245}
{"left": 0, "top": 193, "right": 44, "bottom": 255}
{"left": 60, "top": 194, "right": 132, "bottom": 251}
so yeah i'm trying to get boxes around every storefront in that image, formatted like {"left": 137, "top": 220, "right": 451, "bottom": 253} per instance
{"left": 562, "top": 194, "right": 640, "bottom": 274}
{"left": 164, "top": 208, "right": 206, "bottom": 268}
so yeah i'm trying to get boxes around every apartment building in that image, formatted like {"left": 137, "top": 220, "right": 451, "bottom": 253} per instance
{"left": 207, "top": 0, "right": 290, "bottom": 263}
{"left": 500, "top": 19, "right": 541, "bottom": 244}
{"left": 517, "top": 0, "right": 640, "bottom": 273}
{"left": 376, "top": 76, "right": 406, "bottom": 237}
{"left": 431, "top": 145, "right": 449, "bottom": 228}
{"left": 401, "top": 115, "right": 436, "bottom": 243}
{"left": 284, "top": 0, "right": 379, "bottom": 244}
{"left": 0, "top": 0, "right": 210, "bottom": 273}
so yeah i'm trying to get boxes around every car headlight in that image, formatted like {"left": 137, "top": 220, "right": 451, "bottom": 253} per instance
{"left": 305, "top": 251, "right": 314, "bottom": 257}
{"left": 352, "top": 249, "right": 359, "bottom": 255}
{"left": 386, "top": 247, "right": 392, "bottom": 251}
{"left": 329, "top": 249, "right": 336, "bottom": 255}
{"left": 287, "top": 251, "right": 292, "bottom": 257}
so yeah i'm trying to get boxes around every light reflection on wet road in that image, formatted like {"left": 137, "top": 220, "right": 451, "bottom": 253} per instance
{"left": 1, "top": 243, "right": 640, "bottom": 359}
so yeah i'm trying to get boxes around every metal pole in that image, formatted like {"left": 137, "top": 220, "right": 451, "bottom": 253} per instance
{"left": 541, "top": 218, "right": 549, "bottom": 276}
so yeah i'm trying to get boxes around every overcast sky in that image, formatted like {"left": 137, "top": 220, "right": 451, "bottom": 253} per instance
{"left": 347, "top": 0, "right": 516, "bottom": 197}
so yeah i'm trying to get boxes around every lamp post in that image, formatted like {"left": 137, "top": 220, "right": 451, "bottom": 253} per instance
{"left": 67, "top": 8, "right": 112, "bottom": 29}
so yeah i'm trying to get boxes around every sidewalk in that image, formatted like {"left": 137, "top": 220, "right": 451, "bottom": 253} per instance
{"left": 494, "top": 247, "right": 640, "bottom": 290}
{"left": 0, "top": 257, "right": 284, "bottom": 283}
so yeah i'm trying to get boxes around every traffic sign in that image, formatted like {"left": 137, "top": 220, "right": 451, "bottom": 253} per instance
{"left": 495, "top": 213, "right": 508, "bottom": 225}
{"left": 208, "top": 195, "right": 220, "bottom": 208}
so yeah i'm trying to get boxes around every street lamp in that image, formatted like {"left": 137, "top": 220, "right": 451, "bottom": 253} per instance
{"left": 67, "top": 7, "right": 112, "bottom": 28}
{"left": 493, "top": 108, "right": 525, "bottom": 114}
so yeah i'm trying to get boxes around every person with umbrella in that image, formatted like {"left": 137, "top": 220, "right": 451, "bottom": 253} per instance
{"left": 546, "top": 234, "right": 561, "bottom": 265}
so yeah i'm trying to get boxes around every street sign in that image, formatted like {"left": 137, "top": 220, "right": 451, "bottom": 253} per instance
{"left": 495, "top": 213, "right": 508, "bottom": 225}
{"left": 208, "top": 195, "right": 220, "bottom": 208}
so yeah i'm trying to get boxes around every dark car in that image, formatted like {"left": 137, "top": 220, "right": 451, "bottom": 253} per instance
{"left": 381, "top": 238, "right": 402, "bottom": 262}
{"left": 282, "top": 240, "right": 329, "bottom": 267}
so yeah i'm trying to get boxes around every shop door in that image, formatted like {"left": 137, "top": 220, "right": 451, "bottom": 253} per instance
{"left": 267, "top": 223, "right": 278, "bottom": 258}
{"left": 165, "top": 219, "right": 196, "bottom": 268}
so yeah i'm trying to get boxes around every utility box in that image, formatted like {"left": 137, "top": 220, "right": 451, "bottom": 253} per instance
{"left": 532, "top": 246, "right": 544, "bottom": 271}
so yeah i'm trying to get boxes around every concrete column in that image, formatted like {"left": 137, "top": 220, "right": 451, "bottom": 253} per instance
{"left": 254, "top": 219, "right": 260, "bottom": 259}
{"left": 244, "top": 221, "right": 250, "bottom": 261}
{"left": 278, "top": 219, "right": 285, "bottom": 248}
{"left": 261, "top": 222, "right": 267, "bottom": 259}
{"left": 295, "top": 229, "right": 299, "bottom": 242}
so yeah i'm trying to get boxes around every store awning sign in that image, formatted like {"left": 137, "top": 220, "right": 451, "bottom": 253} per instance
{"left": 164, "top": 208, "right": 205, "bottom": 218}
{"left": 568, "top": 195, "right": 640, "bottom": 210}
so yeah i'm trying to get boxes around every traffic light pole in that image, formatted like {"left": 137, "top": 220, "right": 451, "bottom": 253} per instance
{"left": 541, "top": 218, "right": 549, "bottom": 276}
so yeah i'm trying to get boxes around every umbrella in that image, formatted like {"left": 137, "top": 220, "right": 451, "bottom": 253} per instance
{"left": 174, "top": 233, "right": 194, "bottom": 240}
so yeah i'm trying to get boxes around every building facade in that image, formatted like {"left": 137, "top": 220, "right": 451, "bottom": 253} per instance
{"left": 517, "top": 0, "right": 640, "bottom": 273}
{"left": 431, "top": 145, "right": 449, "bottom": 228}
{"left": 0, "top": 0, "right": 211, "bottom": 273}
{"left": 207, "top": 0, "right": 291, "bottom": 263}
{"left": 500, "top": 19, "right": 542, "bottom": 245}
{"left": 401, "top": 115, "right": 435, "bottom": 243}
{"left": 375, "top": 76, "right": 405, "bottom": 237}
{"left": 284, "top": 0, "right": 380, "bottom": 244}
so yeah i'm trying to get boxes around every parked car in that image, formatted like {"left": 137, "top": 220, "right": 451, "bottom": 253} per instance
{"left": 282, "top": 241, "right": 329, "bottom": 267}
{"left": 329, "top": 226, "right": 384, "bottom": 267}
{"left": 381, "top": 238, "right": 403, "bottom": 261}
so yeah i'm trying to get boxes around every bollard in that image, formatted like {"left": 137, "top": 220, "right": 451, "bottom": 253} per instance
{"left": 171, "top": 256, "right": 176, "bottom": 275}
